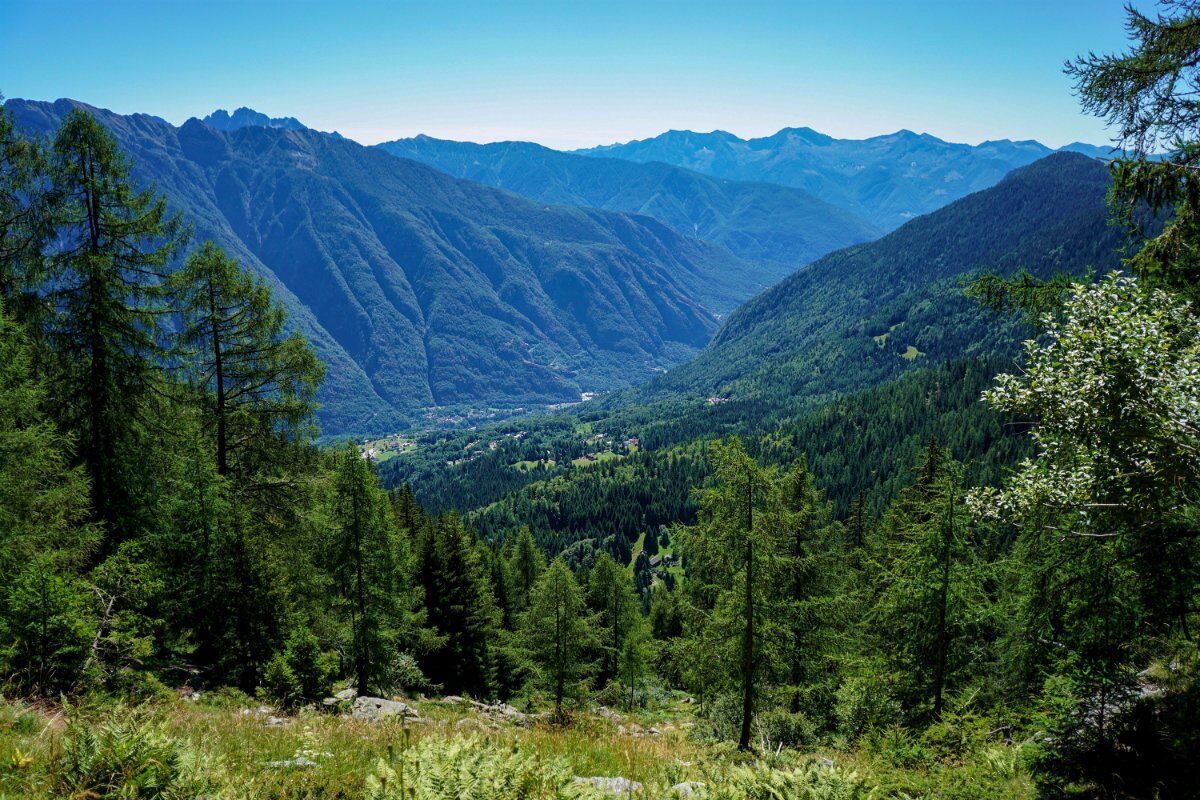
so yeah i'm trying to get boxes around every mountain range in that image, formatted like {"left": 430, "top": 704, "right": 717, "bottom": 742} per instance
{"left": 623, "top": 152, "right": 1134, "bottom": 411}
{"left": 576, "top": 128, "right": 1114, "bottom": 231}
{"left": 376, "top": 136, "right": 880, "bottom": 271}
{"left": 8, "top": 99, "right": 768, "bottom": 433}
{"left": 5, "top": 99, "right": 1128, "bottom": 438}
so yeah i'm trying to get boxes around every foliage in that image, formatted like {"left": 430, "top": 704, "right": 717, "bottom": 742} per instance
{"left": 365, "top": 735, "right": 598, "bottom": 800}
{"left": 518, "top": 559, "right": 597, "bottom": 716}
{"left": 53, "top": 707, "right": 217, "bottom": 799}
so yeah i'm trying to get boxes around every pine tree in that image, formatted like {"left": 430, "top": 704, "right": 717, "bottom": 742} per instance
{"left": 519, "top": 558, "right": 594, "bottom": 718}
{"left": 46, "top": 109, "right": 187, "bottom": 546}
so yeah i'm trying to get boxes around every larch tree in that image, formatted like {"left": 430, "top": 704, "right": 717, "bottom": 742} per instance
{"left": 681, "top": 438, "right": 786, "bottom": 751}
{"left": 46, "top": 109, "right": 187, "bottom": 546}
{"left": 520, "top": 557, "right": 595, "bottom": 719}
{"left": 586, "top": 551, "right": 641, "bottom": 688}
{"left": 510, "top": 525, "right": 546, "bottom": 612}
{"left": 170, "top": 241, "right": 321, "bottom": 479}
{"left": 0, "top": 97, "right": 54, "bottom": 325}
{"left": 331, "top": 443, "right": 410, "bottom": 695}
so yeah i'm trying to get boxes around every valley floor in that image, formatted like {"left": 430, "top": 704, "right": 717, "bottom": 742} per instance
{"left": 0, "top": 693, "right": 1033, "bottom": 799}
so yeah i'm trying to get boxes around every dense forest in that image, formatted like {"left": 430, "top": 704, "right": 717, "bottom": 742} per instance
{"left": 3, "top": 5, "right": 1200, "bottom": 800}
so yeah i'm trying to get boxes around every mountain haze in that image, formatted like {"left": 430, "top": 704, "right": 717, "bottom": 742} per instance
{"left": 8, "top": 98, "right": 761, "bottom": 433}
{"left": 576, "top": 127, "right": 1068, "bottom": 230}
{"left": 376, "top": 135, "right": 880, "bottom": 272}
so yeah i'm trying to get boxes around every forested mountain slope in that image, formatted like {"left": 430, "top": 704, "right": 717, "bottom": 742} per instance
{"left": 376, "top": 135, "right": 880, "bottom": 271}
{"left": 8, "top": 98, "right": 760, "bottom": 433}
{"left": 627, "top": 152, "right": 1133, "bottom": 409}
{"left": 577, "top": 127, "right": 1064, "bottom": 230}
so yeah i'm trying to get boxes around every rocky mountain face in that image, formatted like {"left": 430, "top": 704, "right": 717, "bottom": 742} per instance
{"left": 10, "top": 99, "right": 762, "bottom": 433}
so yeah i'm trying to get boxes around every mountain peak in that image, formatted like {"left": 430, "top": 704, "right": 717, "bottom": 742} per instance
{"left": 201, "top": 107, "right": 308, "bottom": 133}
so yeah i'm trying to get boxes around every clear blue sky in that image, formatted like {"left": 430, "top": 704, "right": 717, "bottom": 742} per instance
{"left": 1, "top": 0, "right": 1145, "bottom": 149}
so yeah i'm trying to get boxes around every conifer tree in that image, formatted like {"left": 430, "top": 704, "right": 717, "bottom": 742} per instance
{"left": 586, "top": 551, "right": 641, "bottom": 687}
{"left": 170, "top": 241, "right": 321, "bottom": 478}
{"left": 510, "top": 525, "right": 546, "bottom": 612}
{"left": 0, "top": 97, "right": 53, "bottom": 324}
{"left": 418, "top": 514, "right": 501, "bottom": 697}
{"left": 682, "top": 438, "right": 786, "bottom": 750}
{"left": 0, "top": 306, "right": 94, "bottom": 575}
{"left": 330, "top": 443, "right": 412, "bottom": 694}
{"left": 46, "top": 109, "right": 186, "bottom": 546}
{"left": 872, "top": 445, "right": 982, "bottom": 720}
{"left": 777, "top": 459, "right": 846, "bottom": 719}
{"left": 519, "top": 557, "right": 594, "bottom": 718}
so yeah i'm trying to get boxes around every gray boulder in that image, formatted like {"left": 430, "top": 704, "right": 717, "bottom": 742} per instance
{"left": 575, "top": 776, "right": 643, "bottom": 796}
{"left": 350, "top": 696, "right": 419, "bottom": 722}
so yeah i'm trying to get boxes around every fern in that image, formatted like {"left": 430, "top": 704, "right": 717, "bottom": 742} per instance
{"left": 52, "top": 706, "right": 218, "bottom": 799}
{"left": 366, "top": 735, "right": 600, "bottom": 800}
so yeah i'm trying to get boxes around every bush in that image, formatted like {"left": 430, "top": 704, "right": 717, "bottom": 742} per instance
{"left": 261, "top": 652, "right": 300, "bottom": 709}
{"left": 756, "top": 707, "right": 818, "bottom": 750}
{"left": 283, "top": 627, "right": 334, "bottom": 703}
{"left": 834, "top": 677, "right": 899, "bottom": 742}
{"left": 0, "top": 554, "right": 95, "bottom": 696}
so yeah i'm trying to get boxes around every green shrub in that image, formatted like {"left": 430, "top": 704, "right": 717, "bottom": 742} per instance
{"left": 52, "top": 707, "right": 216, "bottom": 799}
{"left": 261, "top": 652, "right": 300, "bottom": 709}
{"left": 756, "top": 708, "right": 818, "bottom": 750}
{"left": 283, "top": 627, "right": 334, "bottom": 703}
{"left": 834, "top": 677, "right": 899, "bottom": 742}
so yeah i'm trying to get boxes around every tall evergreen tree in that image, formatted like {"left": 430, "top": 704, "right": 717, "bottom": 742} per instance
{"left": 0, "top": 97, "right": 53, "bottom": 324}
{"left": 682, "top": 438, "right": 786, "bottom": 750}
{"left": 586, "top": 551, "right": 641, "bottom": 688}
{"left": 777, "top": 459, "right": 847, "bottom": 720}
{"left": 0, "top": 305, "right": 94, "bottom": 575}
{"left": 417, "top": 514, "right": 501, "bottom": 697}
{"left": 871, "top": 445, "right": 983, "bottom": 721}
{"left": 510, "top": 525, "right": 546, "bottom": 612}
{"left": 45, "top": 109, "right": 186, "bottom": 546}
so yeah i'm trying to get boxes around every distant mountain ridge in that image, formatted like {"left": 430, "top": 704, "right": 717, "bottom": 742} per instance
{"left": 201, "top": 107, "right": 345, "bottom": 138}
{"left": 575, "top": 127, "right": 1115, "bottom": 230}
{"left": 8, "top": 98, "right": 765, "bottom": 434}
{"left": 624, "top": 152, "right": 1136, "bottom": 410}
{"left": 375, "top": 135, "right": 880, "bottom": 272}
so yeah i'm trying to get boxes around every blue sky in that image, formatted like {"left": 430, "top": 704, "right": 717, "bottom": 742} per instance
{"left": 1, "top": 0, "right": 1143, "bottom": 149}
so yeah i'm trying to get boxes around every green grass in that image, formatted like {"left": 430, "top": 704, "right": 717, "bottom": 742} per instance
{"left": 512, "top": 459, "right": 556, "bottom": 472}
{"left": 901, "top": 345, "right": 925, "bottom": 361}
{"left": 570, "top": 451, "right": 620, "bottom": 468}
{"left": 0, "top": 695, "right": 1034, "bottom": 800}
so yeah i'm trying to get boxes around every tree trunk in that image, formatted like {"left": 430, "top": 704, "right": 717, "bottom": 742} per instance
{"left": 932, "top": 479, "right": 953, "bottom": 719}
{"left": 738, "top": 470, "right": 755, "bottom": 751}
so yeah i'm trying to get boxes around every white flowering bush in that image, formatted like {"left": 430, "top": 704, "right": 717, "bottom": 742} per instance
{"left": 968, "top": 272, "right": 1200, "bottom": 532}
